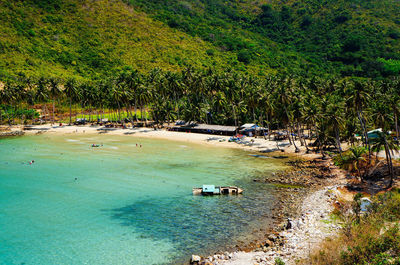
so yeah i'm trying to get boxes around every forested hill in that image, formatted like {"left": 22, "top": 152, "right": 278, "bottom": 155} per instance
{"left": 0, "top": 0, "right": 235, "bottom": 80}
{"left": 126, "top": 0, "right": 400, "bottom": 78}
{"left": 0, "top": 0, "right": 399, "bottom": 81}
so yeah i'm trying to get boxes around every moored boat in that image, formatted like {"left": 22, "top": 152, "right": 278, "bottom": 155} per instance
{"left": 192, "top": 185, "right": 243, "bottom": 195}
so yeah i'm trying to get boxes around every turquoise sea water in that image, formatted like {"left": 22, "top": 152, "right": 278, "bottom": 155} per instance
{"left": 0, "top": 134, "right": 286, "bottom": 265}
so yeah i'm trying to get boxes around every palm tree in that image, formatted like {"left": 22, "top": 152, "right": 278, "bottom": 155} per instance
{"left": 64, "top": 78, "right": 79, "bottom": 125}
{"left": 342, "top": 146, "right": 367, "bottom": 182}
{"left": 3, "top": 82, "right": 16, "bottom": 125}
{"left": 110, "top": 84, "right": 123, "bottom": 123}
{"left": 324, "top": 94, "right": 345, "bottom": 156}
{"left": 371, "top": 131, "right": 398, "bottom": 188}
{"left": 346, "top": 79, "right": 372, "bottom": 157}
{"left": 385, "top": 78, "right": 400, "bottom": 145}
{"left": 48, "top": 77, "right": 61, "bottom": 125}
{"left": 35, "top": 77, "right": 49, "bottom": 124}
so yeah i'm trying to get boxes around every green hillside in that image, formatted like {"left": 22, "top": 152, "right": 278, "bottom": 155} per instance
{"left": 0, "top": 0, "right": 236, "bottom": 80}
{"left": 126, "top": 0, "right": 400, "bottom": 78}
{"left": 0, "top": 0, "right": 399, "bottom": 80}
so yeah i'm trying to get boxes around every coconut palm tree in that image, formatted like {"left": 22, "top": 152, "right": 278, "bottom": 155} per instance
{"left": 324, "top": 94, "right": 345, "bottom": 156}
{"left": 35, "top": 77, "right": 49, "bottom": 124}
{"left": 371, "top": 131, "right": 398, "bottom": 188}
{"left": 346, "top": 79, "right": 372, "bottom": 156}
{"left": 2, "top": 82, "right": 16, "bottom": 125}
{"left": 384, "top": 78, "right": 400, "bottom": 145}
{"left": 64, "top": 78, "right": 79, "bottom": 125}
{"left": 48, "top": 77, "right": 61, "bottom": 125}
{"left": 343, "top": 146, "right": 367, "bottom": 182}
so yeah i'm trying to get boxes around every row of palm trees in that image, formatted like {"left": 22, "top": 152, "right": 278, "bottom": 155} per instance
{"left": 1, "top": 68, "right": 399, "bottom": 139}
{"left": 0, "top": 67, "right": 399, "bottom": 184}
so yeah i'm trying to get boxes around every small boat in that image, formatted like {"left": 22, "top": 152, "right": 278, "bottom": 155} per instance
{"left": 192, "top": 185, "right": 243, "bottom": 195}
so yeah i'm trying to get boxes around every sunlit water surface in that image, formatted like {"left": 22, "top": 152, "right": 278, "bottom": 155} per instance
{"left": 0, "top": 134, "right": 287, "bottom": 264}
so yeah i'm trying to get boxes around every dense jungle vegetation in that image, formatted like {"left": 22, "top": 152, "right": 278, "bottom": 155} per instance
{"left": 0, "top": 0, "right": 399, "bottom": 80}
{"left": 0, "top": 0, "right": 234, "bottom": 80}
{"left": 127, "top": 0, "right": 400, "bottom": 78}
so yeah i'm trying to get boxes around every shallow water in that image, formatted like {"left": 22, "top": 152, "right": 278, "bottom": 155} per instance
{"left": 0, "top": 134, "right": 287, "bottom": 265}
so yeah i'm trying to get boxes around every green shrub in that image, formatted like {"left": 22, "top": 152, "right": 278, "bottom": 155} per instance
{"left": 275, "top": 257, "right": 285, "bottom": 265}
{"left": 237, "top": 50, "right": 251, "bottom": 64}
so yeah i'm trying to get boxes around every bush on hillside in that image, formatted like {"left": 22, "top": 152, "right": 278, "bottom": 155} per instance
{"left": 306, "top": 189, "right": 400, "bottom": 265}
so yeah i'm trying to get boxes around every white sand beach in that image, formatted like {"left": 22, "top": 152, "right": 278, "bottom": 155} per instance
{"left": 16, "top": 124, "right": 308, "bottom": 155}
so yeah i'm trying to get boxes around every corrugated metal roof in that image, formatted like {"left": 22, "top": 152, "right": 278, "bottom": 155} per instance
{"left": 194, "top": 124, "right": 237, "bottom": 132}
{"left": 240, "top": 123, "right": 257, "bottom": 128}
{"left": 173, "top": 123, "right": 238, "bottom": 132}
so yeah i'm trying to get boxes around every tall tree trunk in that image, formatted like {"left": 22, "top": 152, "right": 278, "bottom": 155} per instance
{"left": 315, "top": 127, "right": 326, "bottom": 159}
{"left": 232, "top": 105, "right": 237, "bottom": 127}
{"left": 287, "top": 125, "right": 292, "bottom": 145}
{"left": 129, "top": 106, "right": 134, "bottom": 124}
{"left": 290, "top": 127, "right": 300, "bottom": 152}
{"left": 297, "top": 122, "right": 304, "bottom": 146}
{"left": 358, "top": 110, "right": 371, "bottom": 159}
{"left": 52, "top": 99, "right": 55, "bottom": 125}
{"left": 335, "top": 125, "right": 343, "bottom": 157}
{"left": 69, "top": 99, "right": 72, "bottom": 125}
{"left": 144, "top": 106, "right": 148, "bottom": 126}
{"left": 395, "top": 112, "right": 399, "bottom": 145}
{"left": 384, "top": 143, "right": 394, "bottom": 188}
{"left": 140, "top": 105, "right": 144, "bottom": 123}
{"left": 134, "top": 99, "right": 139, "bottom": 122}
{"left": 125, "top": 106, "right": 133, "bottom": 124}
{"left": 267, "top": 114, "right": 271, "bottom": 140}
{"left": 117, "top": 102, "right": 122, "bottom": 124}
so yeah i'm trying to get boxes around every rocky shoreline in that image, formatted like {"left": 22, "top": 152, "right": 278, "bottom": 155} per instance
{"left": 0, "top": 130, "right": 25, "bottom": 137}
{"left": 190, "top": 156, "right": 346, "bottom": 265}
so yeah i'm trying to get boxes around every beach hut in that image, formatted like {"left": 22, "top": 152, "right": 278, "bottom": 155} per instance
{"left": 74, "top": 118, "right": 87, "bottom": 125}
{"left": 367, "top": 128, "right": 382, "bottom": 139}
{"left": 240, "top": 123, "right": 257, "bottom": 129}
{"left": 365, "top": 128, "right": 392, "bottom": 142}
{"left": 239, "top": 123, "right": 259, "bottom": 136}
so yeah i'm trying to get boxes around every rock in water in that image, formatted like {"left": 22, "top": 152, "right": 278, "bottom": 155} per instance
{"left": 191, "top": 255, "right": 201, "bottom": 264}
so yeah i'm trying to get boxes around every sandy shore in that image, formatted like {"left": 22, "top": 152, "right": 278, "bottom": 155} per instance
{"left": 14, "top": 124, "right": 307, "bottom": 155}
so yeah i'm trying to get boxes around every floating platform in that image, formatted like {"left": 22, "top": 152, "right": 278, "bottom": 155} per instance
{"left": 192, "top": 185, "right": 243, "bottom": 195}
